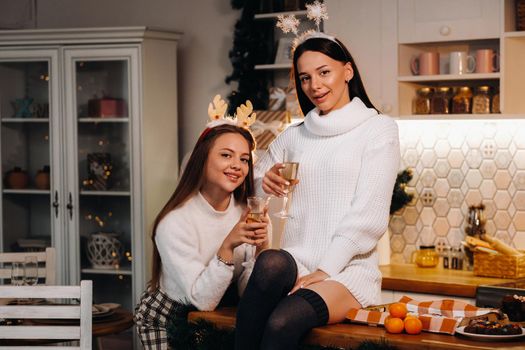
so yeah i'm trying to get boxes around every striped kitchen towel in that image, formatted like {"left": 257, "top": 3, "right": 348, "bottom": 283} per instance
{"left": 346, "top": 296, "right": 498, "bottom": 335}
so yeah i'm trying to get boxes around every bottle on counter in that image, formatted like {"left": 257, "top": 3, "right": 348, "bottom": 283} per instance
{"left": 412, "top": 87, "right": 433, "bottom": 115}
{"left": 451, "top": 86, "right": 473, "bottom": 114}
{"left": 472, "top": 86, "right": 491, "bottom": 114}
{"left": 451, "top": 246, "right": 464, "bottom": 270}
{"left": 442, "top": 245, "right": 451, "bottom": 269}
{"left": 430, "top": 87, "right": 451, "bottom": 114}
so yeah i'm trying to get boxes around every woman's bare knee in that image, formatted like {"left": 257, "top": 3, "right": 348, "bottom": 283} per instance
{"left": 306, "top": 281, "right": 361, "bottom": 323}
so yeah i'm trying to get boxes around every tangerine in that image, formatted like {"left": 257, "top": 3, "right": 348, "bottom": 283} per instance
{"left": 404, "top": 317, "right": 423, "bottom": 335}
{"left": 384, "top": 317, "right": 404, "bottom": 334}
{"left": 388, "top": 302, "right": 408, "bottom": 319}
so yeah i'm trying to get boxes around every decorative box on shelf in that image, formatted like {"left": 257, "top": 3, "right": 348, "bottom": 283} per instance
{"left": 88, "top": 97, "right": 128, "bottom": 118}
{"left": 473, "top": 252, "right": 525, "bottom": 279}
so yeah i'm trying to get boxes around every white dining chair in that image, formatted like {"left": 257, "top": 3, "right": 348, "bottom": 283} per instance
{"left": 0, "top": 247, "right": 56, "bottom": 285}
{"left": 0, "top": 280, "right": 92, "bottom": 349}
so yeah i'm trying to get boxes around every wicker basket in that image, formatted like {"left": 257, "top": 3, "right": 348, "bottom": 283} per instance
{"left": 517, "top": 0, "right": 525, "bottom": 31}
{"left": 473, "top": 251, "right": 525, "bottom": 279}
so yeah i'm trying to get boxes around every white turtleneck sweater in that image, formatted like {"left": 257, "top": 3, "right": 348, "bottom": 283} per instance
{"left": 255, "top": 97, "right": 400, "bottom": 307}
{"left": 155, "top": 192, "right": 255, "bottom": 311}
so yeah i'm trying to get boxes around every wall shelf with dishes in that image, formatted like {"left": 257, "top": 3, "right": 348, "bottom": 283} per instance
{"left": 395, "top": 0, "right": 525, "bottom": 119}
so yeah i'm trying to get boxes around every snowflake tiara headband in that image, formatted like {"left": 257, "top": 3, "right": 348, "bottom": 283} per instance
{"left": 198, "top": 94, "right": 257, "bottom": 141}
{"left": 276, "top": 1, "right": 337, "bottom": 51}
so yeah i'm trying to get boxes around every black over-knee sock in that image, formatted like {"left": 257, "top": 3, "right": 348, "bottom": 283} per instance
{"left": 260, "top": 288, "right": 329, "bottom": 350}
{"left": 234, "top": 249, "right": 297, "bottom": 349}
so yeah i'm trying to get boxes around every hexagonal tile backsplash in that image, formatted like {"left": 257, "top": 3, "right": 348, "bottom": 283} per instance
{"left": 390, "top": 120, "right": 525, "bottom": 264}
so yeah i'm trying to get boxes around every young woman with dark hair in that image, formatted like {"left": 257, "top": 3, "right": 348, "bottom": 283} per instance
{"left": 134, "top": 123, "right": 269, "bottom": 349}
{"left": 235, "top": 36, "right": 400, "bottom": 349}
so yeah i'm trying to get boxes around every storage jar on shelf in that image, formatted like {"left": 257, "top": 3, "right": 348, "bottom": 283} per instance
{"left": 492, "top": 89, "right": 500, "bottom": 113}
{"left": 412, "top": 87, "right": 433, "bottom": 114}
{"left": 472, "top": 86, "right": 492, "bottom": 114}
{"left": 451, "top": 86, "right": 472, "bottom": 114}
{"left": 430, "top": 87, "right": 451, "bottom": 114}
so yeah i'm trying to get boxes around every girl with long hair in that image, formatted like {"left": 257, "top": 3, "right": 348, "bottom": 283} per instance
{"left": 135, "top": 123, "right": 269, "bottom": 349}
{"left": 235, "top": 34, "right": 400, "bottom": 350}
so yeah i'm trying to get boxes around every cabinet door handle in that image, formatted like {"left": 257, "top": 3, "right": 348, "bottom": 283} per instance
{"left": 52, "top": 191, "right": 59, "bottom": 218}
{"left": 66, "top": 192, "right": 73, "bottom": 220}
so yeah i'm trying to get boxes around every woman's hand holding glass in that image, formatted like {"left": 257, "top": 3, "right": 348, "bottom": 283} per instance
{"left": 263, "top": 162, "right": 300, "bottom": 218}
{"left": 218, "top": 208, "right": 269, "bottom": 262}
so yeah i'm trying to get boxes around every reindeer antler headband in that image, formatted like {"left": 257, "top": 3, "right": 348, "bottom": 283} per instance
{"left": 198, "top": 94, "right": 257, "bottom": 140}
{"left": 276, "top": 1, "right": 339, "bottom": 52}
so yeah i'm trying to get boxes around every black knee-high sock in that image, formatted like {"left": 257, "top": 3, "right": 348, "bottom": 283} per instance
{"left": 260, "top": 288, "right": 329, "bottom": 350}
{"left": 234, "top": 249, "right": 297, "bottom": 349}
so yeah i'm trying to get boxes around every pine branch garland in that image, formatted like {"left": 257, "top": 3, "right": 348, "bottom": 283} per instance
{"left": 390, "top": 168, "right": 414, "bottom": 215}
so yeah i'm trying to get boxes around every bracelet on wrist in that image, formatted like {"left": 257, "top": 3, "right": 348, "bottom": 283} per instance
{"left": 217, "top": 254, "right": 234, "bottom": 266}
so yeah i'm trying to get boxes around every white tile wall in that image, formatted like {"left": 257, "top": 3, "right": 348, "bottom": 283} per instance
{"left": 391, "top": 119, "right": 525, "bottom": 263}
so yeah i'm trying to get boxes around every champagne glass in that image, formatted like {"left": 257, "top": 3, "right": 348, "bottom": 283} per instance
{"left": 247, "top": 196, "right": 265, "bottom": 223}
{"left": 10, "top": 262, "right": 24, "bottom": 305}
{"left": 10, "top": 262, "right": 24, "bottom": 286}
{"left": 23, "top": 256, "right": 39, "bottom": 286}
{"left": 274, "top": 150, "right": 299, "bottom": 219}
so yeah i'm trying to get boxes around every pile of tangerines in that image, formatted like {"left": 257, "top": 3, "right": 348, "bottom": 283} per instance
{"left": 384, "top": 302, "right": 423, "bottom": 335}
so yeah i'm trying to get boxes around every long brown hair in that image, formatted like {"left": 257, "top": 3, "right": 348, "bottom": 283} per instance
{"left": 292, "top": 37, "right": 378, "bottom": 116}
{"left": 148, "top": 124, "right": 256, "bottom": 290}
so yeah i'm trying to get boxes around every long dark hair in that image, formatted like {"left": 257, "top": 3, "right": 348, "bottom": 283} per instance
{"left": 292, "top": 37, "right": 377, "bottom": 116}
{"left": 148, "top": 124, "right": 256, "bottom": 290}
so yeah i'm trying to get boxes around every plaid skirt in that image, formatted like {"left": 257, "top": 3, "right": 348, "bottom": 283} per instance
{"left": 134, "top": 288, "right": 187, "bottom": 350}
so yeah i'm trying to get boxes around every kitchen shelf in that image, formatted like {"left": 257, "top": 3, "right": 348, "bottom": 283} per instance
{"left": 254, "top": 63, "right": 292, "bottom": 70}
{"left": 79, "top": 190, "right": 131, "bottom": 196}
{"left": 78, "top": 117, "right": 129, "bottom": 123}
{"left": 398, "top": 73, "right": 500, "bottom": 82}
{"left": 81, "top": 267, "right": 132, "bottom": 275}
{"left": 2, "top": 189, "right": 50, "bottom": 195}
{"left": 1, "top": 118, "right": 49, "bottom": 123}
{"left": 254, "top": 10, "right": 307, "bottom": 20}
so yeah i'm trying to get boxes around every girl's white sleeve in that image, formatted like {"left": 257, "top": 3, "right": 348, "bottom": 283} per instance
{"left": 155, "top": 216, "right": 234, "bottom": 311}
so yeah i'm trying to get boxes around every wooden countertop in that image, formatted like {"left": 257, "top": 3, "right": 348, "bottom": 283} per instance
{"left": 380, "top": 264, "right": 515, "bottom": 298}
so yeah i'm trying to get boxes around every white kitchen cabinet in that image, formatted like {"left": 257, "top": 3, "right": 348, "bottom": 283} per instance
{"left": 0, "top": 27, "right": 181, "bottom": 312}
{"left": 398, "top": 0, "right": 501, "bottom": 44}
{"left": 325, "top": 0, "right": 398, "bottom": 115}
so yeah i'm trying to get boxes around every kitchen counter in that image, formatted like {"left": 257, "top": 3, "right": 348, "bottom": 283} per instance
{"left": 380, "top": 264, "right": 515, "bottom": 298}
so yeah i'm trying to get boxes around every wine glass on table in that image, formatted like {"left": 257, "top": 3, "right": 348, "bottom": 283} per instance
{"left": 24, "top": 256, "right": 39, "bottom": 286}
{"left": 10, "top": 262, "right": 25, "bottom": 305}
{"left": 274, "top": 150, "right": 299, "bottom": 219}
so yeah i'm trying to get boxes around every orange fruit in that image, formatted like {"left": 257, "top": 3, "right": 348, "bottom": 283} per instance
{"left": 384, "top": 317, "right": 405, "bottom": 334}
{"left": 388, "top": 302, "right": 408, "bottom": 319}
{"left": 404, "top": 317, "right": 423, "bottom": 335}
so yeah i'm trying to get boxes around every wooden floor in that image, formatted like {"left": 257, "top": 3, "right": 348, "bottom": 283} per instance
{"left": 188, "top": 307, "right": 525, "bottom": 350}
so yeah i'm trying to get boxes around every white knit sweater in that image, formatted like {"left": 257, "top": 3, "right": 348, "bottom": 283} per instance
{"left": 255, "top": 97, "right": 400, "bottom": 307}
{"left": 155, "top": 192, "right": 255, "bottom": 311}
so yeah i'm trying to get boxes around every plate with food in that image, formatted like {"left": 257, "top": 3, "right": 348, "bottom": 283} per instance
{"left": 455, "top": 321, "right": 525, "bottom": 341}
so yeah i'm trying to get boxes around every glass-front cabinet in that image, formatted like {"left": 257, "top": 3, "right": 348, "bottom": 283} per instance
{"left": 0, "top": 28, "right": 181, "bottom": 320}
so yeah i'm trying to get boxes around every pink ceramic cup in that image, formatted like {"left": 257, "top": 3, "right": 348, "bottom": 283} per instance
{"left": 475, "top": 49, "right": 499, "bottom": 73}
{"left": 411, "top": 52, "right": 440, "bottom": 76}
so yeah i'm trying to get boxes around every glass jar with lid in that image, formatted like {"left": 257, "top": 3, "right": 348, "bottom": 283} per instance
{"left": 451, "top": 86, "right": 472, "bottom": 114}
{"left": 412, "top": 87, "right": 433, "bottom": 115}
{"left": 412, "top": 245, "right": 439, "bottom": 268}
{"left": 472, "top": 86, "right": 491, "bottom": 114}
{"left": 430, "top": 87, "right": 451, "bottom": 114}
{"left": 492, "top": 88, "right": 500, "bottom": 113}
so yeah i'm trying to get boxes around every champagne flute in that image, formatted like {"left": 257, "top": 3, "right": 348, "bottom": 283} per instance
{"left": 274, "top": 150, "right": 299, "bottom": 219}
{"left": 23, "top": 256, "right": 39, "bottom": 286}
{"left": 10, "top": 262, "right": 24, "bottom": 305}
{"left": 10, "top": 262, "right": 24, "bottom": 286}
{"left": 247, "top": 196, "right": 265, "bottom": 223}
